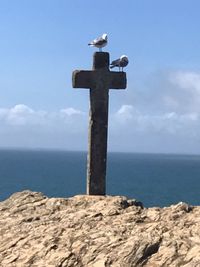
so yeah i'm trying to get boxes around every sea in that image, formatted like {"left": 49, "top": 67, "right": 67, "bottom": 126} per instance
{"left": 0, "top": 149, "right": 200, "bottom": 207}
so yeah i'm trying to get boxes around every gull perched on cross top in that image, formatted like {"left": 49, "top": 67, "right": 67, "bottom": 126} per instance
{"left": 110, "top": 55, "right": 129, "bottom": 72}
{"left": 88, "top": 33, "right": 108, "bottom": 52}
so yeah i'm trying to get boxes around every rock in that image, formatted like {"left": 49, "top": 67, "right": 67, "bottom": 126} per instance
{"left": 0, "top": 190, "right": 199, "bottom": 266}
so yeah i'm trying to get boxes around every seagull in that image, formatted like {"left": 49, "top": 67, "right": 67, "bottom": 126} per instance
{"left": 110, "top": 55, "right": 129, "bottom": 71}
{"left": 88, "top": 33, "right": 108, "bottom": 52}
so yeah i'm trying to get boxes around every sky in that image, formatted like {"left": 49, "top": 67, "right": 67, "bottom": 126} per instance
{"left": 0, "top": 0, "right": 200, "bottom": 154}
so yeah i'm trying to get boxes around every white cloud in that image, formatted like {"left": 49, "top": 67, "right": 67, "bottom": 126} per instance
{"left": 6, "top": 104, "right": 38, "bottom": 126}
{"left": 112, "top": 104, "right": 200, "bottom": 137}
{"left": 60, "top": 107, "right": 85, "bottom": 116}
{"left": 112, "top": 70, "right": 200, "bottom": 153}
{"left": 1, "top": 69, "right": 200, "bottom": 153}
{"left": 115, "top": 105, "right": 135, "bottom": 122}
{"left": 166, "top": 71, "right": 200, "bottom": 113}
{"left": 0, "top": 104, "right": 88, "bottom": 150}
{"left": 170, "top": 71, "right": 200, "bottom": 93}
{"left": 126, "top": 70, "right": 200, "bottom": 115}
{"left": 0, "top": 104, "right": 86, "bottom": 127}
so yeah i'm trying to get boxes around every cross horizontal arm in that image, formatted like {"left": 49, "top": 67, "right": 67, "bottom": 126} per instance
{"left": 72, "top": 70, "right": 95, "bottom": 89}
{"left": 72, "top": 69, "right": 127, "bottom": 90}
{"left": 109, "top": 71, "right": 127, "bottom": 89}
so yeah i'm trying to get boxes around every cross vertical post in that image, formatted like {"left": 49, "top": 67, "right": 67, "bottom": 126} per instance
{"left": 72, "top": 52, "right": 127, "bottom": 195}
{"left": 87, "top": 52, "right": 109, "bottom": 195}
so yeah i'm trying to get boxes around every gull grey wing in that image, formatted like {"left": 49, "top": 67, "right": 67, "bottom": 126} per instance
{"left": 89, "top": 37, "right": 105, "bottom": 46}
{"left": 110, "top": 58, "right": 120, "bottom": 66}
{"left": 93, "top": 37, "right": 106, "bottom": 45}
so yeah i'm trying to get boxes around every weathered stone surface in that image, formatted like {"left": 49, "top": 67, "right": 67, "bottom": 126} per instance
{"left": 72, "top": 52, "right": 127, "bottom": 196}
{"left": 0, "top": 191, "right": 200, "bottom": 266}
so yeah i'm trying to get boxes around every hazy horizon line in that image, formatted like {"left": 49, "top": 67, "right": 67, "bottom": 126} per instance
{"left": 0, "top": 146, "right": 200, "bottom": 157}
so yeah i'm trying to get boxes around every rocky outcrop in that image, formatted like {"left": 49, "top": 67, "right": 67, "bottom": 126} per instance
{"left": 0, "top": 190, "right": 200, "bottom": 266}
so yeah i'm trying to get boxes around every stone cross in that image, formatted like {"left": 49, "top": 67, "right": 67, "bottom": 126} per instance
{"left": 72, "top": 52, "right": 127, "bottom": 195}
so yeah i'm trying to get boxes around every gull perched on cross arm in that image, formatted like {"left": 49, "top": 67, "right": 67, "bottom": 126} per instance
{"left": 88, "top": 33, "right": 108, "bottom": 52}
{"left": 110, "top": 55, "right": 129, "bottom": 72}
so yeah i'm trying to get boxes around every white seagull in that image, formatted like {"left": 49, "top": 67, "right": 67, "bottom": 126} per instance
{"left": 88, "top": 33, "right": 108, "bottom": 52}
{"left": 110, "top": 55, "right": 129, "bottom": 72}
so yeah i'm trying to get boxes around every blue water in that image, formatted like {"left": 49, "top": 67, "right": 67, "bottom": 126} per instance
{"left": 0, "top": 149, "right": 200, "bottom": 207}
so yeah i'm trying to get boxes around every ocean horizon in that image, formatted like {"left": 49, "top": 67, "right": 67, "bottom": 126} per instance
{"left": 0, "top": 148, "right": 200, "bottom": 207}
